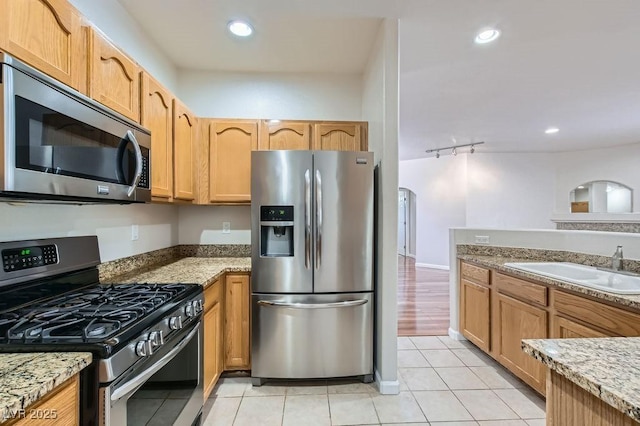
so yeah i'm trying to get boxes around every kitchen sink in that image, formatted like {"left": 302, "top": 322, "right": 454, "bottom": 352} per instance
{"left": 504, "top": 262, "right": 640, "bottom": 295}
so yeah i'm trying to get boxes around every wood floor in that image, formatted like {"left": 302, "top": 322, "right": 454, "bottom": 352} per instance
{"left": 398, "top": 255, "right": 450, "bottom": 336}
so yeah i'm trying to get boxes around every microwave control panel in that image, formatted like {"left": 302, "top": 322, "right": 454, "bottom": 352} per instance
{"left": 2, "top": 244, "right": 58, "bottom": 272}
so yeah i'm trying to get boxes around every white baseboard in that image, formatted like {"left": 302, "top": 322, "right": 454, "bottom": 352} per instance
{"left": 415, "top": 262, "right": 450, "bottom": 271}
{"left": 375, "top": 369, "right": 399, "bottom": 395}
{"left": 448, "top": 327, "right": 467, "bottom": 341}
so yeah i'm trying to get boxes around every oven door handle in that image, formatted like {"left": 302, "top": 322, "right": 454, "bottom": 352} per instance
{"left": 110, "top": 322, "right": 200, "bottom": 403}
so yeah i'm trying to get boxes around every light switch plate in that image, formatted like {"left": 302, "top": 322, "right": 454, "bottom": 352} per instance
{"left": 222, "top": 222, "right": 231, "bottom": 234}
{"left": 131, "top": 224, "right": 139, "bottom": 241}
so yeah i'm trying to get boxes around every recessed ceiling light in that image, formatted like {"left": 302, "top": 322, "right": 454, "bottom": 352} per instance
{"left": 577, "top": 185, "right": 585, "bottom": 189}
{"left": 545, "top": 127, "right": 560, "bottom": 134}
{"left": 474, "top": 28, "right": 500, "bottom": 44}
{"left": 228, "top": 20, "right": 253, "bottom": 37}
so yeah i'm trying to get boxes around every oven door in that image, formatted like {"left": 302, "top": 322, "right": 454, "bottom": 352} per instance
{"left": 2, "top": 55, "right": 151, "bottom": 202}
{"left": 102, "top": 321, "right": 203, "bottom": 426}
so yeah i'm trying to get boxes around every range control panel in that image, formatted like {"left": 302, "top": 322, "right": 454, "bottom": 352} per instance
{"left": 2, "top": 244, "right": 58, "bottom": 272}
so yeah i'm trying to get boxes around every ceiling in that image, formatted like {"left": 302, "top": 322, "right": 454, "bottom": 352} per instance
{"left": 117, "top": 0, "right": 640, "bottom": 161}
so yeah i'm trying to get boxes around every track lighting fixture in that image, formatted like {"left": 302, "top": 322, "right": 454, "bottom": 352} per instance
{"left": 425, "top": 141, "right": 485, "bottom": 158}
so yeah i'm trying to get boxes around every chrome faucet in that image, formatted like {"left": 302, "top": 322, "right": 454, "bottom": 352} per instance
{"left": 612, "top": 245, "right": 624, "bottom": 271}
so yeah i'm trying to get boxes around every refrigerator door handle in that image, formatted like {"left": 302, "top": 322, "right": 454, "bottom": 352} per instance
{"left": 257, "top": 299, "right": 368, "bottom": 309}
{"left": 304, "top": 169, "right": 311, "bottom": 269}
{"left": 315, "top": 169, "right": 322, "bottom": 269}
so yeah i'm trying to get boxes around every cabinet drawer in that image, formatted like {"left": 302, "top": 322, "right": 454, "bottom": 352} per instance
{"left": 495, "top": 272, "right": 547, "bottom": 306}
{"left": 204, "top": 279, "right": 222, "bottom": 312}
{"left": 461, "top": 262, "right": 490, "bottom": 286}
{"left": 553, "top": 290, "right": 640, "bottom": 336}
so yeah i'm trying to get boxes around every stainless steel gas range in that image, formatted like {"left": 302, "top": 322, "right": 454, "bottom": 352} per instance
{"left": 0, "top": 236, "right": 204, "bottom": 426}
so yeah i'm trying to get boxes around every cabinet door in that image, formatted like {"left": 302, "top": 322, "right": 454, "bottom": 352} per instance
{"left": 88, "top": 28, "right": 139, "bottom": 122}
{"left": 140, "top": 72, "right": 173, "bottom": 200}
{"left": 495, "top": 292, "right": 547, "bottom": 394}
{"left": 460, "top": 279, "right": 490, "bottom": 352}
{"left": 209, "top": 121, "right": 257, "bottom": 203}
{"left": 203, "top": 280, "right": 223, "bottom": 400}
{"left": 224, "top": 274, "right": 250, "bottom": 370}
{"left": 313, "top": 122, "right": 366, "bottom": 151}
{"left": 0, "top": 0, "right": 86, "bottom": 92}
{"left": 259, "top": 121, "right": 311, "bottom": 150}
{"left": 173, "top": 99, "right": 196, "bottom": 201}
{"left": 551, "top": 315, "right": 609, "bottom": 339}
{"left": 12, "top": 375, "right": 79, "bottom": 426}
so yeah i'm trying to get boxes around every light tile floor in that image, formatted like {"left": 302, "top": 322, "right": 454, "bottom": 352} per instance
{"left": 202, "top": 336, "right": 546, "bottom": 426}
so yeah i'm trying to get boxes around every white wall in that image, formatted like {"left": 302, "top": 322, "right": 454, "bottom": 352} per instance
{"left": 362, "top": 19, "right": 399, "bottom": 394}
{"left": 178, "top": 206, "right": 251, "bottom": 244}
{"left": 399, "top": 156, "right": 467, "bottom": 268}
{"left": 466, "top": 153, "right": 556, "bottom": 229}
{"left": 0, "top": 203, "right": 178, "bottom": 262}
{"left": 68, "top": 0, "right": 178, "bottom": 91}
{"left": 554, "top": 143, "right": 640, "bottom": 214}
{"left": 177, "top": 70, "right": 363, "bottom": 120}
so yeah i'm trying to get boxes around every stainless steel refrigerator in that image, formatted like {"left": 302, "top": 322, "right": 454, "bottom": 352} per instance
{"left": 251, "top": 150, "right": 374, "bottom": 386}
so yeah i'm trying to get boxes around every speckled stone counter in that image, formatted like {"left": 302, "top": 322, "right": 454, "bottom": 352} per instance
{"left": 104, "top": 257, "right": 251, "bottom": 289}
{"left": 0, "top": 352, "right": 92, "bottom": 424}
{"left": 522, "top": 337, "right": 640, "bottom": 422}
{"left": 458, "top": 254, "right": 640, "bottom": 311}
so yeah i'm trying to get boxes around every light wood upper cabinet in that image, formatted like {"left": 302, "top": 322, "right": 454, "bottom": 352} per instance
{"left": 313, "top": 122, "right": 367, "bottom": 151}
{"left": 493, "top": 292, "right": 547, "bottom": 394}
{"left": 173, "top": 99, "right": 196, "bottom": 201}
{"left": 140, "top": 72, "right": 173, "bottom": 200}
{"left": 0, "top": 0, "right": 86, "bottom": 92}
{"left": 259, "top": 121, "right": 311, "bottom": 150}
{"left": 224, "top": 274, "right": 251, "bottom": 370}
{"left": 209, "top": 120, "right": 258, "bottom": 203}
{"left": 88, "top": 28, "right": 139, "bottom": 122}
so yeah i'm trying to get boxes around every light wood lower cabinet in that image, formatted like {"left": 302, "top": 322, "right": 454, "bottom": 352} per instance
{"left": 547, "top": 370, "right": 638, "bottom": 425}
{"left": 203, "top": 279, "right": 223, "bottom": 400}
{"left": 493, "top": 292, "right": 547, "bottom": 394}
{"left": 5, "top": 375, "right": 79, "bottom": 426}
{"left": 460, "top": 278, "right": 490, "bottom": 352}
{"left": 551, "top": 314, "right": 609, "bottom": 339}
{"left": 224, "top": 274, "right": 251, "bottom": 370}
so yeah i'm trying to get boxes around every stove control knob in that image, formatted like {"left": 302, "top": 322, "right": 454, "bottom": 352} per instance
{"left": 191, "top": 300, "right": 202, "bottom": 314}
{"left": 185, "top": 304, "right": 194, "bottom": 318}
{"left": 169, "top": 316, "right": 183, "bottom": 330}
{"left": 196, "top": 299, "right": 204, "bottom": 312}
{"left": 149, "top": 331, "right": 164, "bottom": 347}
{"left": 136, "top": 340, "right": 153, "bottom": 357}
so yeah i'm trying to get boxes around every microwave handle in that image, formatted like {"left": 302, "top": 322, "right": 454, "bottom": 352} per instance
{"left": 125, "top": 130, "right": 143, "bottom": 198}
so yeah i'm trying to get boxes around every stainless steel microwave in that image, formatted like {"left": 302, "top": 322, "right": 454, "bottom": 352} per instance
{"left": 0, "top": 54, "right": 151, "bottom": 203}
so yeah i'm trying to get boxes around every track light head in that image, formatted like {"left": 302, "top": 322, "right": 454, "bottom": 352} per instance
{"left": 436, "top": 151, "right": 440, "bottom": 158}
{"left": 452, "top": 147, "right": 457, "bottom": 156}
{"left": 470, "top": 145, "right": 475, "bottom": 154}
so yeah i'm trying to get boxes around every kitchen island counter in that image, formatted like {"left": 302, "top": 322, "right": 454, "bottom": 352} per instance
{"left": 523, "top": 337, "right": 640, "bottom": 424}
{"left": 105, "top": 257, "right": 251, "bottom": 289}
{"left": 0, "top": 352, "right": 92, "bottom": 424}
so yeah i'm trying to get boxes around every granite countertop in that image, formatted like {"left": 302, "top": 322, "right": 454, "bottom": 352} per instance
{"left": 522, "top": 337, "right": 640, "bottom": 422}
{"left": 458, "top": 254, "right": 640, "bottom": 311}
{"left": 0, "top": 352, "right": 92, "bottom": 423}
{"left": 104, "top": 257, "right": 251, "bottom": 289}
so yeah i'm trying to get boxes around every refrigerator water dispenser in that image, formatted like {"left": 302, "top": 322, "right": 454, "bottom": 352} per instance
{"left": 260, "top": 205, "right": 294, "bottom": 257}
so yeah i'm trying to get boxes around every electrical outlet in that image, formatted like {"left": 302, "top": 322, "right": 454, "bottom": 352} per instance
{"left": 475, "top": 235, "right": 490, "bottom": 244}
{"left": 222, "top": 222, "right": 231, "bottom": 234}
{"left": 131, "top": 224, "right": 139, "bottom": 241}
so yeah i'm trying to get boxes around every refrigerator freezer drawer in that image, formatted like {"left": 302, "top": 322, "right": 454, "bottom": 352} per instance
{"left": 251, "top": 292, "right": 373, "bottom": 379}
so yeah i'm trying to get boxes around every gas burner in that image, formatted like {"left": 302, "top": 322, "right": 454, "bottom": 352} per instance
{"left": 0, "top": 283, "right": 194, "bottom": 343}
